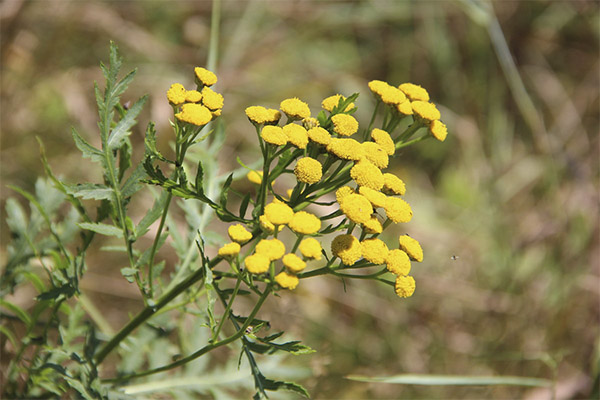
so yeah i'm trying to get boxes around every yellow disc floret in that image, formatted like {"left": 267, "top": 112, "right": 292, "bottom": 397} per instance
{"left": 339, "top": 193, "right": 373, "bottom": 224}
{"left": 358, "top": 186, "right": 387, "bottom": 209}
{"left": 228, "top": 224, "right": 253, "bottom": 244}
{"left": 283, "top": 124, "right": 309, "bottom": 149}
{"left": 399, "top": 83, "right": 430, "bottom": 102}
{"left": 167, "top": 83, "right": 187, "bottom": 106}
{"left": 218, "top": 242, "right": 241, "bottom": 257}
{"left": 370, "top": 128, "right": 395, "bottom": 156}
{"left": 386, "top": 249, "right": 411, "bottom": 276}
{"left": 411, "top": 101, "right": 441, "bottom": 122}
{"left": 185, "top": 90, "right": 202, "bottom": 103}
{"left": 360, "top": 238, "right": 389, "bottom": 265}
{"left": 247, "top": 170, "right": 263, "bottom": 185}
{"left": 280, "top": 97, "right": 311, "bottom": 120}
{"left": 362, "top": 216, "right": 383, "bottom": 234}
{"left": 331, "top": 114, "right": 359, "bottom": 137}
{"left": 382, "top": 173, "right": 406, "bottom": 196}
{"left": 396, "top": 101, "right": 413, "bottom": 116}
{"left": 298, "top": 237, "right": 322, "bottom": 260}
{"left": 264, "top": 202, "right": 294, "bottom": 226}
{"left": 175, "top": 103, "right": 213, "bottom": 126}
{"left": 331, "top": 234, "right": 362, "bottom": 265}
{"left": 294, "top": 157, "right": 322, "bottom": 184}
{"left": 255, "top": 238, "right": 286, "bottom": 261}
{"left": 398, "top": 234, "right": 423, "bottom": 262}
{"left": 201, "top": 87, "right": 224, "bottom": 110}
{"left": 350, "top": 160, "right": 384, "bottom": 191}
{"left": 335, "top": 186, "right": 355, "bottom": 203}
{"left": 361, "top": 142, "right": 389, "bottom": 169}
{"left": 261, "top": 125, "right": 288, "bottom": 146}
{"left": 322, "top": 94, "right": 354, "bottom": 112}
{"left": 326, "top": 138, "right": 365, "bottom": 161}
{"left": 307, "top": 127, "right": 332, "bottom": 146}
{"left": 282, "top": 253, "right": 306, "bottom": 273}
{"left": 275, "top": 271, "right": 300, "bottom": 290}
{"left": 245, "top": 253, "right": 271, "bottom": 274}
{"left": 429, "top": 119, "right": 448, "bottom": 142}
{"left": 395, "top": 275, "right": 416, "bottom": 298}
{"left": 288, "top": 211, "right": 321, "bottom": 235}
{"left": 245, "top": 106, "right": 282, "bottom": 125}
{"left": 384, "top": 197, "right": 413, "bottom": 223}
{"left": 194, "top": 67, "right": 218, "bottom": 87}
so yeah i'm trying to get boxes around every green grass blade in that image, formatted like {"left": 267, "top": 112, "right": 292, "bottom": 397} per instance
{"left": 346, "top": 374, "right": 552, "bottom": 388}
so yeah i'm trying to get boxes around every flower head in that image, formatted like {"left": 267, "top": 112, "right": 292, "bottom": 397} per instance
{"left": 228, "top": 224, "right": 253, "bottom": 244}
{"left": 185, "top": 90, "right": 202, "bottom": 103}
{"left": 384, "top": 197, "right": 413, "bottom": 223}
{"left": 382, "top": 173, "right": 406, "bottom": 196}
{"left": 361, "top": 238, "right": 389, "bottom": 265}
{"left": 280, "top": 97, "right": 311, "bottom": 120}
{"left": 283, "top": 124, "right": 309, "bottom": 149}
{"left": 368, "top": 80, "right": 407, "bottom": 105}
{"left": 245, "top": 253, "right": 271, "bottom": 274}
{"left": 386, "top": 249, "right": 411, "bottom": 276}
{"left": 298, "top": 237, "right": 322, "bottom": 260}
{"left": 259, "top": 214, "right": 283, "bottom": 234}
{"left": 255, "top": 238, "right": 286, "bottom": 261}
{"left": 398, "top": 235, "right": 423, "bottom": 262}
{"left": 282, "top": 253, "right": 306, "bottom": 273}
{"left": 167, "top": 83, "right": 186, "bottom": 105}
{"left": 175, "top": 103, "right": 212, "bottom": 126}
{"left": 411, "top": 101, "right": 441, "bottom": 122}
{"left": 275, "top": 271, "right": 299, "bottom": 290}
{"left": 201, "top": 87, "right": 224, "bottom": 110}
{"left": 288, "top": 211, "right": 321, "bottom": 235}
{"left": 399, "top": 83, "right": 430, "bottom": 101}
{"left": 322, "top": 94, "right": 354, "bottom": 112}
{"left": 264, "top": 202, "right": 294, "bottom": 226}
{"left": 194, "top": 67, "right": 218, "bottom": 87}
{"left": 358, "top": 186, "right": 387, "bottom": 209}
{"left": 396, "top": 101, "right": 413, "bottom": 116}
{"left": 339, "top": 193, "right": 373, "bottom": 224}
{"left": 362, "top": 216, "right": 383, "bottom": 234}
{"left": 331, "top": 234, "right": 362, "bottom": 265}
{"left": 261, "top": 125, "right": 288, "bottom": 146}
{"left": 326, "top": 138, "right": 364, "bottom": 161}
{"left": 331, "top": 114, "right": 359, "bottom": 137}
{"left": 247, "top": 170, "right": 263, "bottom": 185}
{"left": 245, "top": 106, "right": 281, "bottom": 125}
{"left": 350, "top": 160, "right": 384, "bottom": 191}
{"left": 335, "top": 186, "right": 355, "bottom": 203}
{"left": 395, "top": 275, "right": 416, "bottom": 298}
{"left": 307, "top": 127, "right": 332, "bottom": 146}
{"left": 429, "top": 119, "right": 448, "bottom": 142}
{"left": 361, "top": 142, "right": 389, "bottom": 169}
{"left": 294, "top": 157, "right": 322, "bottom": 184}
{"left": 370, "top": 128, "right": 395, "bottom": 156}
{"left": 218, "top": 242, "right": 241, "bottom": 257}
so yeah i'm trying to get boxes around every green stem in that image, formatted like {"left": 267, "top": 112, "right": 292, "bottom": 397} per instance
{"left": 395, "top": 134, "right": 430, "bottom": 150}
{"left": 212, "top": 278, "right": 242, "bottom": 341}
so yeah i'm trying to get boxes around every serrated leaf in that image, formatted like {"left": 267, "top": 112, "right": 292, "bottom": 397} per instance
{"left": 72, "top": 128, "right": 104, "bottom": 164}
{"left": 78, "top": 222, "right": 123, "bottom": 238}
{"left": 65, "top": 183, "right": 114, "bottom": 201}
{"left": 37, "top": 284, "right": 77, "bottom": 301}
{"left": 256, "top": 373, "right": 310, "bottom": 398}
{"left": 107, "top": 95, "right": 148, "bottom": 151}
{"left": 121, "top": 163, "right": 147, "bottom": 199}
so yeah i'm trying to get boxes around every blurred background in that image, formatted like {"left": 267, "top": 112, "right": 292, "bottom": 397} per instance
{"left": 1, "top": 0, "right": 598, "bottom": 398}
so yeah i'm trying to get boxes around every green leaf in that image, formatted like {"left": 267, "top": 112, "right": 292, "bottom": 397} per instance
{"left": 0, "top": 299, "right": 31, "bottom": 327}
{"left": 118, "top": 139, "right": 132, "bottom": 182}
{"left": 345, "top": 374, "right": 552, "bottom": 388}
{"left": 72, "top": 128, "right": 104, "bottom": 164}
{"left": 5, "top": 198, "right": 28, "bottom": 234}
{"left": 121, "top": 163, "right": 147, "bottom": 199}
{"left": 107, "top": 95, "right": 148, "bottom": 151}
{"left": 256, "top": 374, "right": 310, "bottom": 398}
{"left": 239, "top": 194, "right": 251, "bottom": 219}
{"left": 136, "top": 191, "right": 168, "bottom": 238}
{"left": 78, "top": 222, "right": 123, "bottom": 238}
{"left": 37, "top": 284, "right": 77, "bottom": 301}
{"left": 0, "top": 325, "right": 18, "bottom": 349}
{"left": 65, "top": 183, "right": 114, "bottom": 201}
{"left": 195, "top": 161, "right": 205, "bottom": 194}
{"left": 120, "top": 267, "right": 137, "bottom": 283}
{"left": 219, "top": 174, "right": 234, "bottom": 207}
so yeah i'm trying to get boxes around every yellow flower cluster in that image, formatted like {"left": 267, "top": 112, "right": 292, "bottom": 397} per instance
{"left": 167, "top": 67, "right": 223, "bottom": 127}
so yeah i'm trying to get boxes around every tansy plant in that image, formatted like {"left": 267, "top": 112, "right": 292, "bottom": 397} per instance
{"left": 1, "top": 43, "right": 446, "bottom": 399}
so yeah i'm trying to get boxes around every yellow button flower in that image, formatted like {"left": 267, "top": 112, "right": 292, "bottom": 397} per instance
{"left": 280, "top": 97, "right": 311, "bottom": 120}
{"left": 307, "top": 127, "right": 332, "bottom": 146}
{"left": 255, "top": 238, "right": 286, "bottom": 261}
{"left": 167, "top": 83, "right": 186, "bottom": 105}
{"left": 218, "top": 242, "right": 241, "bottom": 257}
{"left": 245, "top": 106, "right": 282, "bottom": 125}
{"left": 326, "top": 138, "right": 365, "bottom": 161}
{"left": 275, "top": 271, "right": 299, "bottom": 290}
{"left": 321, "top": 94, "right": 354, "bottom": 112}
{"left": 245, "top": 253, "right": 271, "bottom": 274}
{"left": 399, "top": 83, "right": 430, "bottom": 102}
{"left": 201, "top": 87, "right": 224, "bottom": 110}
{"left": 339, "top": 193, "right": 373, "bottom": 224}
{"left": 247, "top": 170, "right": 263, "bottom": 185}
{"left": 429, "top": 119, "right": 448, "bottom": 142}
{"left": 368, "top": 80, "right": 407, "bottom": 105}
{"left": 282, "top": 253, "right": 306, "bottom": 273}
{"left": 259, "top": 214, "right": 282, "bottom": 234}
{"left": 264, "top": 202, "right": 294, "bottom": 226}
{"left": 358, "top": 186, "right": 387, "bottom": 209}
{"left": 175, "top": 103, "right": 213, "bottom": 126}
{"left": 395, "top": 275, "right": 416, "bottom": 298}
{"left": 398, "top": 234, "right": 423, "bottom": 262}
{"left": 194, "top": 67, "right": 218, "bottom": 87}
{"left": 288, "top": 211, "right": 321, "bottom": 235}
{"left": 185, "top": 90, "right": 202, "bottom": 103}
{"left": 283, "top": 124, "right": 309, "bottom": 149}
{"left": 335, "top": 186, "right": 355, "bottom": 203}
{"left": 350, "top": 160, "right": 384, "bottom": 191}
{"left": 261, "top": 125, "right": 288, "bottom": 146}
{"left": 331, "top": 234, "right": 362, "bottom": 265}
{"left": 386, "top": 249, "right": 411, "bottom": 276}
{"left": 360, "top": 238, "right": 389, "bottom": 265}
{"left": 361, "top": 142, "right": 389, "bottom": 169}
{"left": 298, "top": 237, "right": 322, "bottom": 260}
{"left": 331, "top": 114, "right": 359, "bottom": 137}
{"left": 382, "top": 173, "right": 406, "bottom": 196}
{"left": 228, "top": 224, "right": 253, "bottom": 244}
{"left": 396, "top": 101, "right": 413, "bottom": 116}
{"left": 411, "top": 101, "right": 441, "bottom": 122}
{"left": 362, "top": 216, "right": 383, "bottom": 234}
{"left": 367, "top": 80, "right": 389, "bottom": 98}
{"left": 384, "top": 197, "right": 413, "bottom": 223}
{"left": 370, "top": 128, "right": 395, "bottom": 156}
{"left": 294, "top": 157, "right": 322, "bottom": 184}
